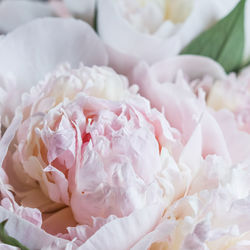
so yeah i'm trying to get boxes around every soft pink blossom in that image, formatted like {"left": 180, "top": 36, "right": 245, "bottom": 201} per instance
{"left": 132, "top": 56, "right": 250, "bottom": 165}
{"left": 11, "top": 63, "right": 173, "bottom": 228}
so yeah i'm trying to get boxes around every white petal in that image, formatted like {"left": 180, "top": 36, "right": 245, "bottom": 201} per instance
{"left": 0, "top": 18, "right": 108, "bottom": 93}
{"left": 63, "top": 0, "right": 96, "bottom": 25}
{"left": 0, "top": 110, "right": 22, "bottom": 167}
{"left": 0, "top": 207, "right": 75, "bottom": 249}
{"left": 78, "top": 204, "right": 164, "bottom": 250}
{"left": 0, "top": 0, "right": 54, "bottom": 33}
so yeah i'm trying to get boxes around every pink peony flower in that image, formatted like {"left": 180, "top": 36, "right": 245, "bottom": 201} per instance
{"left": 11, "top": 63, "right": 173, "bottom": 228}
{"left": 0, "top": 17, "right": 179, "bottom": 249}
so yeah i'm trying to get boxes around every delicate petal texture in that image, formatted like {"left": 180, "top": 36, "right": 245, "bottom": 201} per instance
{"left": 0, "top": 0, "right": 96, "bottom": 33}
{"left": 0, "top": 0, "right": 54, "bottom": 33}
{"left": 0, "top": 111, "right": 43, "bottom": 228}
{"left": 11, "top": 64, "right": 174, "bottom": 234}
{"left": 0, "top": 207, "right": 75, "bottom": 249}
{"left": 0, "top": 18, "right": 108, "bottom": 125}
{"left": 77, "top": 204, "right": 163, "bottom": 249}
{"left": 132, "top": 57, "right": 250, "bottom": 165}
{"left": 133, "top": 186, "right": 250, "bottom": 249}
{"left": 207, "top": 67, "right": 250, "bottom": 134}
{"left": 0, "top": 18, "right": 108, "bottom": 92}
{"left": 0, "top": 110, "right": 22, "bottom": 167}
{"left": 0, "top": 75, "right": 20, "bottom": 127}
{"left": 1, "top": 10, "right": 250, "bottom": 247}
{"left": 98, "top": 0, "right": 238, "bottom": 74}
{"left": 42, "top": 207, "right": 77, "bottom": 235}
{"left": 0, "top": 244, "right": 18, "bottom": 250}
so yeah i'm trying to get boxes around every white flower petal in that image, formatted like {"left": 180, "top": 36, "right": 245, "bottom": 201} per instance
{"left": 0, "top": 0, "right": 54, "bottom": 33}
{"left": 0, "top": 18, "right": 108, "bottom": 93}
{"left": 0, "top": 207, "right": 75, "bottom": 249}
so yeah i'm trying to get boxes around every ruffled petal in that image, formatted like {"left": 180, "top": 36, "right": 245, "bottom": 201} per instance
{"left": 0, "top": 207, "right": 75, "bottom": 249}
{"left": 78, "top": 204, "right": 164, "bottom": 250}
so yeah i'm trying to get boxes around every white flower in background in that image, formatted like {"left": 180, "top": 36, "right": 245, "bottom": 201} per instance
{"left": 0, "top": 0, "right": 96, "bottom": 33}
{"left": 98, "top": 0, "right": 250, "bottom": 76}
{"left": 63, "top": 0, "right": 96, "bottom": 25}
{"left": 117, "top": 0, "right": 194, "bottom": 35}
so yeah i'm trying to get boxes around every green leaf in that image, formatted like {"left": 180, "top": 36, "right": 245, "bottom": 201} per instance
{"left": 0, "top": 220, "right": 29, "bottom": 250}
{"left": 181, "top": 0, "right": 247, "bottom": 73}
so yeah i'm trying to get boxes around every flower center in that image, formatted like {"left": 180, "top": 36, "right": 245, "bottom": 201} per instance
{"left": 117, "top": 0, "right": 194, "bottom": 34}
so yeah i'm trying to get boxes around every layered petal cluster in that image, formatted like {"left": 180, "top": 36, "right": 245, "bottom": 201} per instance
{"left": 205, "top": 66, "right": 250, "bottom": 133}
{"left": 133, "top": 185, "right": 250, "bottom": 249}
{"left": 132, "top": 56, "right": 250, "bottom": 165}
{"left": 11, "top": 64, "right": 177, "bottom": 232}
{"left": 0, "top": 113, "right": 72, "bottom": 249}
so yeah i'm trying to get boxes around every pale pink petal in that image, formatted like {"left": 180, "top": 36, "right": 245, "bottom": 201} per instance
{"left": 0, "top": 207, "right": 75, "bottom": 249}
{"left": 78, "top": 204, "right": 164, "bottom": 250}
{"left": 213, "top": 110, "right": 250, "bottom": 164}
{"left": 131, "top": 219, "right": 177, "bottom": 250}
{"left": 0, "top": 18, "right": 108, "bottom": 93}
{"left": 199, "top": 112, "right": 231, "bottom": 162}
{"left": 0, "top": 110, "right": 22, "bottom": 167}
{"left": 179, "top": 123, "right": 202, "bottom": 177}
{"left": 0, "top": 0, "right": 54, "bottom": 33}
{"left": 0, "top": 244, "right": 18, "bottom": 250}
{"left": 42, "top": 207, "right": 77, "bottom": 235}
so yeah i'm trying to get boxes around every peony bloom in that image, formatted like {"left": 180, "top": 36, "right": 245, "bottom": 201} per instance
{"left": 132, "top": 56, "right": 250, "bottom": 165}
{"left": 8, "top": 54, "right": 241, "bottom": 250}
{"left": 11, "top": 63, "right": 173, "bottom": 226}
{"left": 97, "top": 0, "right": 248, "bottom": 76}
{"left": 0, "top": 17, "right": 179, "bottom": 249}
{"left": 1, "top": 17, "right": 243, "bottom": 250}
{"left": 1, "top": 14, "right": 250, "bottom": 250}
{"left": 0, "top": 0, "right": 96, "bottom": 33}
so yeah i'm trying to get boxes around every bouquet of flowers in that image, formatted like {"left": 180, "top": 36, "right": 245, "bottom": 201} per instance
{"left": 0, "top": 0, "right": 250, "bottom": 249}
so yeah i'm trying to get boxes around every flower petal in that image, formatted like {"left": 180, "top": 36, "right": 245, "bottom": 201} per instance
{"left": 78, "top": 204, "right": 163, "bottom": 250}
{"left": 0, "top": 18, "right": 108, "bottom": 93}
{"left": 0, "top": 207, "right": 75, "bottom": 249}
{"left": 0, "top": 0, "right": 54, "bottom": 33}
